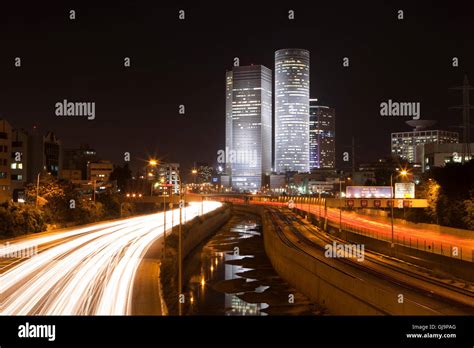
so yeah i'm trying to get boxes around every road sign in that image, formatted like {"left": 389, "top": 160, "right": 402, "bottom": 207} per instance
{"left": 179, "top": 199, "right": 185, "bottom": 208}
{"left": 346, "top": 186, "right": 392, "bottom": 198}
{"left": 395, "top": 182, "right": 415, "bottom": 199}
{"left": 169, "top": 202, "right": 173, "bottom": 209}
{"left": 326, "top": 198, "right": 428, "bottom": 208}
{"left": 288, "top": 199, "right": 295, "bottom": 209}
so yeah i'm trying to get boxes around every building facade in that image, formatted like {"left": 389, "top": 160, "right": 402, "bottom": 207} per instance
{"left": 63, "top": 144, "right": 98, "bottom": 180}
{"left": 309, "top": 100, "right": 336, "bottom": 170}
{"left": 11, "top": 129, "right": 29, "bottom": 201}
{"left": 88, "top": 160, "right": 113, "bottom": 182}
{"left": 391, "top": 130, "right": 459, "bottom": 163}
{"left": 0, "top": 119, "right": 12, "bottom": 201}
{"left": 275, "top": 48, "right": 310, "bottom": 173}
{"left": 225, "top": 70, "right": 233, "bottom": 176}
{"left": 416, "top": 142, "right": 474, "bottom": 172}
{"left": 226, "top": 65, "right": 272, "bottom": 191}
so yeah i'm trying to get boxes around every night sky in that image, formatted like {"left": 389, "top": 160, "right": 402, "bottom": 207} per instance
{"left": 0, "top": 1, "right": 473, "bottom": 178}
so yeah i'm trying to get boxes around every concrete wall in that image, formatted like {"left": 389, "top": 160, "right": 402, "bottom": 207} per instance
{"left": 160, "top": 205, "right": 231, "bottom": 314}
{"left": 181, "top": 207, "right": 231, "bottom": 259}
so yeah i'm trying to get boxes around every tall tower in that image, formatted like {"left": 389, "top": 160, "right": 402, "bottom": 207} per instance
{"left": 226, "top": 65, "right": 272, "bottom": 191}
{"left": 309, "top": 99, "right": 336, "bottom": 170}
{"left": 225, "top": 70, "right": 233, "bottom": 175}
{"left": 275, "top": 48, "right": 310, "bottom": 173}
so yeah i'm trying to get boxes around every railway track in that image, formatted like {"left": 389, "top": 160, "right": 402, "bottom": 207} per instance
{"left": 267, "top": 207, "right": 474, "bottom": 314}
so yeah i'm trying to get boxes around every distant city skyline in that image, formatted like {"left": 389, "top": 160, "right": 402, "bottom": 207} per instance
{"left": 0, "top": 2, "right": 472, "bottom": 176}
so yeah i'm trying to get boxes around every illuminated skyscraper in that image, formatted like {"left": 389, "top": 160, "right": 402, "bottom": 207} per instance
{"left": 275, "top": 48, "right": 310, "bottom": 173}
{"left": 225, "top": 70, "right": 233, "bottom": 175}
{"left": 225, "top": 65, "right": 272, "bottom": 191}
{"left": 309, "top": 99, "right": 336, "bottom": 170}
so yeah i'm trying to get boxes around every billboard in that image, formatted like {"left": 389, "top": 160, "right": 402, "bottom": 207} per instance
{"left": 395, "top": 182, "right": 415, "bottom": 199}
{"left": 346, "top": 186, "right": 392, "bottom": 198}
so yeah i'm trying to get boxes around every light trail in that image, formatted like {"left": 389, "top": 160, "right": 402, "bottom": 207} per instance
{"left": 250, "top": 200, "right": 474, "bottom": 260}
{"left": 0, "top": 201, "right": 222, "bottom": 315}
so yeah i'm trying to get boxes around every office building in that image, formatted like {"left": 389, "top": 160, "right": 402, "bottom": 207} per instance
{"left": 63, "top": 144, "right": 98, "bottom": 180}
{"left": 157, "top": 162, "right": 180, "bottom": 194}
{"left": 0, "top": 119, "right": 12, "bottom": 201}
{"left": 309, "top": 99, "right": 336, "bottom": 170}
{"left": 88, "top": 160, "right": 113, "bottom": 182}
{"left": 44, "top": 132, "right": 62, "bottom": 177}
{"left": 275, "top": 48, "right": 310, "bottom": 173}
{"left": 391, "top": 130, "right": 459, "bottom": 163}
{"left": 225, "top": 70, "right": 233, "bottom": 176}
{"left": 11, "top": 129, "right": 29, "bottom": 201}
{"left": 226, "top": 65, "right": 272, "bottom": 191}
{"left": 416, "top": 142, "right": 474, "bottom": 172}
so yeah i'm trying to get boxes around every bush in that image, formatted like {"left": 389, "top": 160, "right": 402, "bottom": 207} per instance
{"left": 0, "top": 202, "right": 46, "bottom": 237}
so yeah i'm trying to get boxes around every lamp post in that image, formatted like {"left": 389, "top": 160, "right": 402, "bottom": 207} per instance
{"left": 191, "top": 168, "right": 197, "bottom": 186}
{"left": 339, "top": 179, "right": 343, "bottom": 234}
{"left": 150, "top": 159, "right": 185, "bottom": 315}
{"left": 148, "top": 159, "right": 158, "bottom": 196}
{"left": 35, "top": 173, "right": 40, "bottom": 206}
{"left": 161, "top": 178, "right": 167, "bottom": 256}
{"left": 390, "top": 170, "right": 408, "bottom": 247}
{"left": 318, "top": 189, "right": 322, "bottom": 219}
{"left": 177, "top": 175, "right": 184, "bottom": 316}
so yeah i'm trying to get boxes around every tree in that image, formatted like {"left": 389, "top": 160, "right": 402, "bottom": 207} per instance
{"left": 463, "top": 194, "right": 474, "bottom": 230}
{"left": 110, "top": 163, "right": 132, "bottom": 192}
{"left": 0, "top": 202, "right": 46, "bottom": 237}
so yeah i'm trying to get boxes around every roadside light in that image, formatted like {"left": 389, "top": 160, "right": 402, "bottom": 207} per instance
{"left": 192, "top": 169, "right": 197, "bottom": 174}
{"left": 126, "top": 193, "right": 130, "bottom": 197}
{"left": 138, "top": 194, "right": 142, "bottom": 198}
{"left": 400, "top": 170, "right": 408, "bottom": 176}
{"left": 149, "top": 159, "right": 158, "bottom": 166}
{"left": 132, "top": 193, "right": 136, "bottom": 198}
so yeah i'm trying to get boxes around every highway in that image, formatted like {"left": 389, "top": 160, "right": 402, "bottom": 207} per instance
{"left": 0, "top": 201, "right": 222, "bottom": 315}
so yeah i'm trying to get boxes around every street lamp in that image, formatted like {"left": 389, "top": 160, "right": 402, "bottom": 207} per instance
{"left": 177, "top": 173, "right": 184, "bottom": 316}
{"left": 191, "top": 168, "right": 197, "bottom": 185}
{"left": 156, "top": 160, "right": 185, "bottom": 316}
{"left": 35, "top": 173, "right": 41, "bottom": 206}
{"left": 390, "top": 169, "right": 408, "bottom": 247}
{"left": 339, "top": 178, "right": 343, "bottom": 234}
{"left": 148, "top": 159, "right": 158, "bottom": 196}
